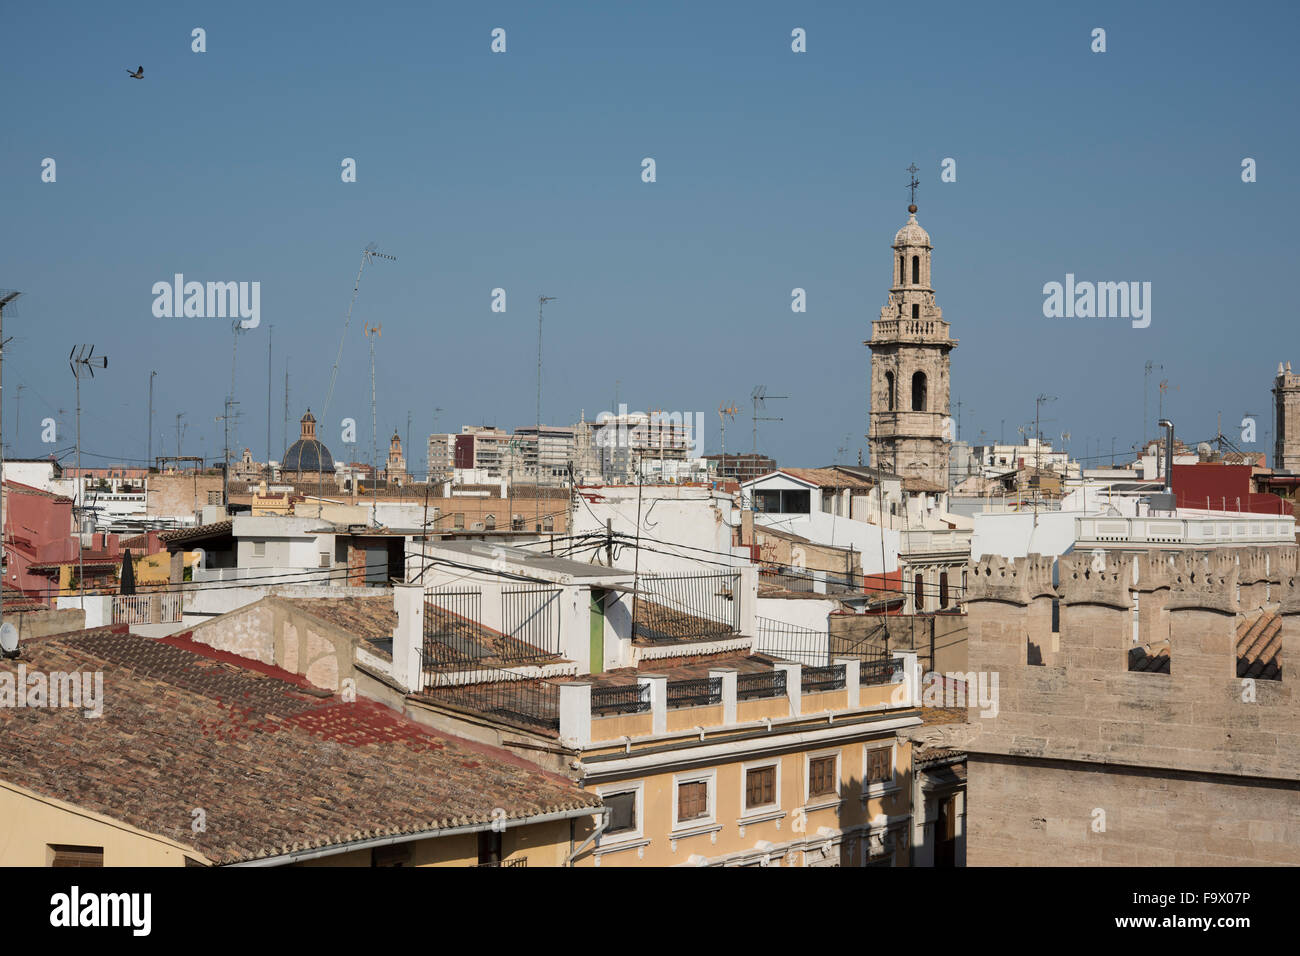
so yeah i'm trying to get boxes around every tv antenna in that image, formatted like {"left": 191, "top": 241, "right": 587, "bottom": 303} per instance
{"left": 323, "top": 243, "right": 396, "bottom": 420}
{"left": 718, "top": 402, "right": 739, "bottom": 469}
{"left": 751, "top": 385, "right": 787, "bottom": 453}
{"left": 69, "top": 345, "right": 108, "bottom": 608}
{"left": 365, "top": 322, "right": 382, "bottom": 506}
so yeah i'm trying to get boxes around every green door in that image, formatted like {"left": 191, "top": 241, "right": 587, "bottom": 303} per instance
{"left": 589, "top": 589, "right": 606, "bottom": 674}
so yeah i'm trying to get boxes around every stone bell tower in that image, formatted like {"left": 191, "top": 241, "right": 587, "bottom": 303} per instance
{"left": 866, "top": 176, "right": 957, "bottom": 488}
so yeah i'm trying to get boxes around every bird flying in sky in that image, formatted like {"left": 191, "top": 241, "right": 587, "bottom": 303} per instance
{"left": 126, "top": 65, "right": 143, "bottom": 79}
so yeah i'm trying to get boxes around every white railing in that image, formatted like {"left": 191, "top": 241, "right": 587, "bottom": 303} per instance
{"left": 1076, "top": 514, "right": 1297, "bottom": 547}
{"left": 111, "top": 592, "right": 184, "bottom": 625}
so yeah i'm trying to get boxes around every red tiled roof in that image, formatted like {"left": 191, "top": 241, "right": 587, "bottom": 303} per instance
{"left": 0, "top": 627, "right": 599, "bottom": 865}
{"left": 2, "top": 480, "right": 73, "bottom": 503}
{"left": 1237, "top": 609, "right": 1281, "bottom": 679}
{"left": 1128, "top": 640, "right": 1171, "bottom": 674}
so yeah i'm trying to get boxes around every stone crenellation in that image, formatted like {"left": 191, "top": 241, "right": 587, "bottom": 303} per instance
{"left": 963, "top": 543, "right": 1300, "bottom": 866}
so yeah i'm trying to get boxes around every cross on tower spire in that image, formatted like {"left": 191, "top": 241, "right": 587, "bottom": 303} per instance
{"left": 906, "top": 162, "right": 920, "bottom": 212}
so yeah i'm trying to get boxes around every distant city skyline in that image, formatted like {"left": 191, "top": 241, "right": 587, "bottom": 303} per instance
{"left": 4, "top": 1, "right": 1296, "bottom": 471}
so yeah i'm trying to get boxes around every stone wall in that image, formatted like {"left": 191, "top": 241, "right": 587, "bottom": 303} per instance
{"left": 963, "top": 545, "right": 1300, "bottom": 865}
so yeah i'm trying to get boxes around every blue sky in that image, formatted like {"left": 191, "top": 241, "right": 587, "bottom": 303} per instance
{"left": 3, "top": 0, "right": 1296, "bottom": 475}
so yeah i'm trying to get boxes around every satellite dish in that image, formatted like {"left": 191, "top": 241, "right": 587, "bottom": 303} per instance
{"left": 0, "top": 622, "right": 19, "bottom": 657}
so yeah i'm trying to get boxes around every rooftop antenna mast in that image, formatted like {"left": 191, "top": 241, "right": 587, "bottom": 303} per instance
{"left": 0, "top": 291, "right": 22, "bottom": 643}
{"left": 323, "top": 243, "right": 396, "bottom": 421}
{"left": 365, "top": 323, "right": 382, "bottom": 525}
{"left": 69, "top": 344, "right": 108, "bottom": 609}
{"left": 537, "top": 295, "right": 557, "bottom": 531}
{"left": 718, "top": 402, "right": 739, "bottom": 476}
{"left": 751, "top": 385, "right": 787, "bottom": 454}
{"left": 1143, "top": 361, "right": 1162, "bottom": 449}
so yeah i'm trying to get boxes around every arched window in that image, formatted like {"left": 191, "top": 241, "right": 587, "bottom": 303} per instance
{"left": 484, "top": 514, "right": 496, "bottom": 530}
{"left": 912, "top": 371, "right": 927, "bottom": 412}
{"left": 912, "top": 255, "right": 920, "bottom": 284}
{"left": 885, "top": 371, "right": 895, "bottom": 411}
{"left": 911, "top": 303, "right": 920, "bottom": 319}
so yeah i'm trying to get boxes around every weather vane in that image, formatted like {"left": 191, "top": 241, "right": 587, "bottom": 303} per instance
{"left": 906, "top": 162, "right": 920, "bottom": 211}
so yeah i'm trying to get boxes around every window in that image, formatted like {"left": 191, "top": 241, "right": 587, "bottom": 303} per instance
{"left": 911, "top": 303, "right": 919, "bottom": 319}
{"left": 49, "top": 845, "right": 103, "bottom": 867}
{"left": 753, "top": 489, "right": 810, "bottom": 514}
{"left": 512, "top": 515, "right": 524, "bottom": 531}
{"left": 253, "top": 541, "right": 266, "bottom": 557}
{"left": 678, "top": 780, "right": 709, "bottom": 822}
{"left": 939, "top": 571, "right": 949, "bottom": 609}
{"left": 911, "top": 371, "right": 927, "bottom": 411}
{"left": 745, "top": 765, "right": 777, "bottom": 810}
{"left": 477, "top": 830, "right": 502, "bottom": 866}
{"left": 484, "top": 514, "right": 496, "bottom": 530}
{"left": 207, "top": 491, "right": 222, "bottom": 505}
{"left": 865, "top": 746, "right": 893, "bottom": 786}
{"left": 885, "top": 371, "right": 895, "bottom": 411}
{"left": 606, "top": 791, "right": 638, "bottom": 834}
{"left": 911, "top": 255, "right": 920, "bottom": 284}
{"left": 319, "top": 552, "right": 330, "bottom": 568}
{"left": 898, "top": 255, "right": 904, "bottom": 285}
{"left": 543, "top": 515, "right": 554, "bottom": 532}
{"left": 915, "top": 573, "right": 925, "bottom": 612}
{"left": 808, "top": 755, "right": 838, "bottom": 798}
{"left": 453, "top": 513, "right": 465, "bottom": 530}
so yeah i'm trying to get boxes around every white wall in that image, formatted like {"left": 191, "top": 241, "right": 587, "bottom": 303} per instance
{"left": 754, "top": 511, "right": 901, "bottom": 575}
{"left": 571, "top": 486, "right": 745, "bottom": 576}
{"left": 970, "top": 511, "right": 1084, "bottom": 559}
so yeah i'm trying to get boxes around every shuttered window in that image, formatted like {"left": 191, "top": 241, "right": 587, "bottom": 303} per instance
{"left": 808, "top": 756, "right": 838, "bottom": 797}
{"left": 677, "top": 780, "right": 709, "bottom": 822}
{"left": 866, "top": 747, "right": 893, "bottom": 785}
{"left": 745, "top": 766, "right": 776, "bottom": 809}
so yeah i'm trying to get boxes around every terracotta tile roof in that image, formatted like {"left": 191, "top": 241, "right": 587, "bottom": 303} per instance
{"left": 2, "top": 480, "right": 74, "bottom": 503}
{"left": 0, "top": 627, "right": 598, "bottom": 865}
{"left": 158, "top": 520, "right": 233, "bottom": 544}
{"left": 2, "top": 585, "right": 47, "bottom": 612}
{"left": 1128, "top": 640, "right": 1171, "bottom": 673}
{"left": 779, "top": 468, "right": 876, "bottom": 490}
{"left": 902, "top": 477, "right": 948, "bottom": 494}
{"left": 281, "top": 596, "right": 396, "bottom": 644}
{"left": 1237, "top": 609, "right": 1281, "bottom": 679}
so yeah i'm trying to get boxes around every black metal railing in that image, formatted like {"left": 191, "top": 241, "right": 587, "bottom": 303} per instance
{"left": 632, "top": 573, "right": 739, "bottom": 643}
{"left": 426, "top": 667, "right": 561, "bottom": 732}
{"left": 861, "top": 653, "right": 904, "bottom": 687}
{"left": 423, "top": 589, "right": 489, "bottom": 670}
{"left": 736, "top": 670, "right": 787, "bottom": 701}
{"left": 500, "top": 585, "right": 562, "bottom": 661}
{"left": 666, "top": 676, "right": 723, "bottom": 708}
{"left": 801, "top": 664, "right": 846, "bottom": 693}
{"left": 755, "top": 616, "right": 830, "bottom": 666}
{"left": 591, "top": 683, "right": 651, "bottom": 716}
{"left": 477, "top": 856, "right": 528, "bottom": 868}
{"left": 423, "top": 585, "right": 562, "bottom": 672}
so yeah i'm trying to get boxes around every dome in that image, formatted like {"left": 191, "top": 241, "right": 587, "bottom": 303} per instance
{"left": 282, "top": 409, "right": 334, "bottom": 473}
{"left": 893, "top": 212, "right": 931, "bottom": 248}
{"left": 283, "top": 438, "right": 335, "bottom": 473}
